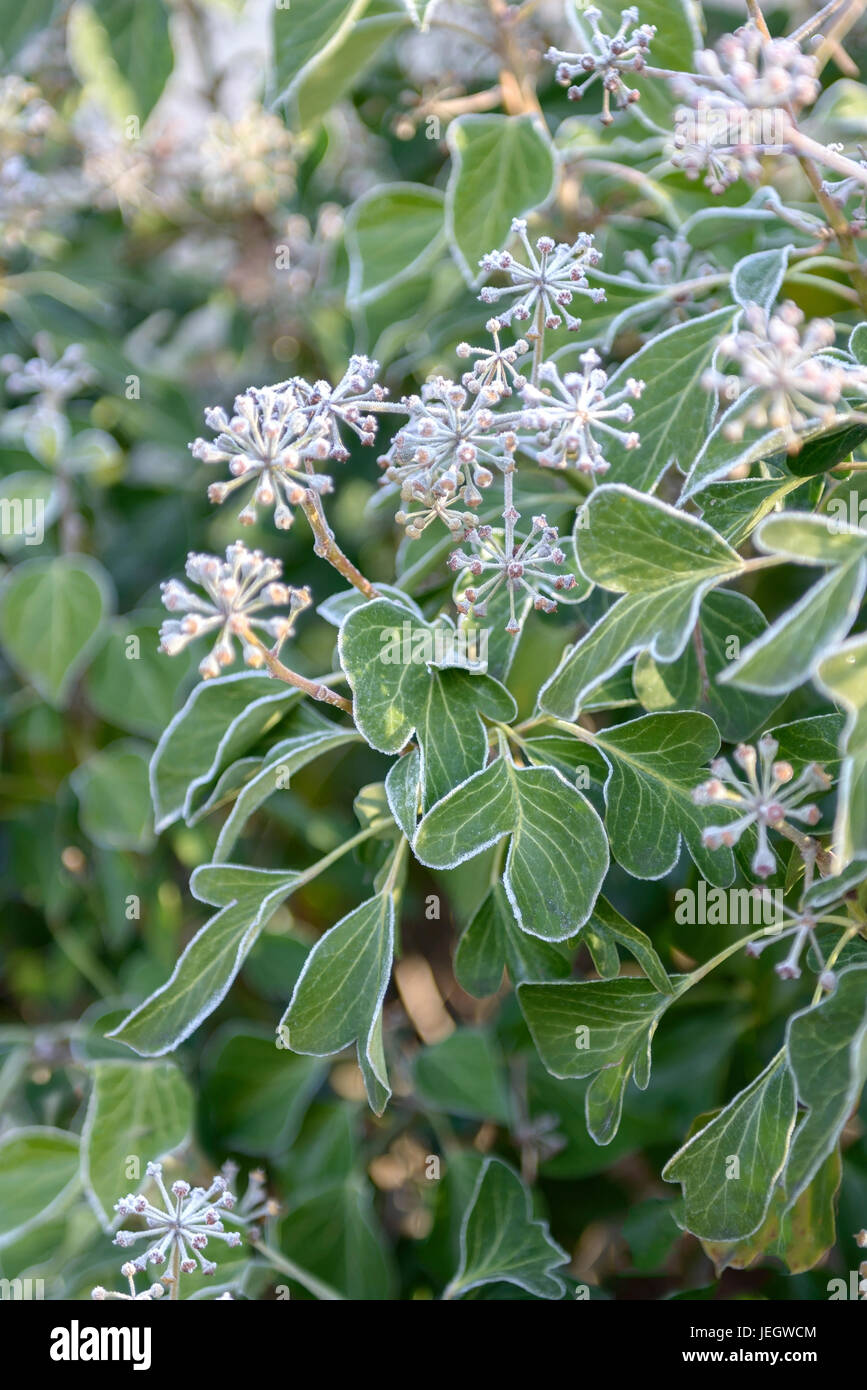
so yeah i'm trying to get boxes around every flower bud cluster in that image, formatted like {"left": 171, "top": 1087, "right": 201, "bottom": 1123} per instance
{"left": 693, "top": 734, "right": 831, "bottom": 879}
{"left": 545, "top": 6, "right": 655, "bottom": 125}
{"left": 159, "top": 542, "right": 311, "bottom": 680}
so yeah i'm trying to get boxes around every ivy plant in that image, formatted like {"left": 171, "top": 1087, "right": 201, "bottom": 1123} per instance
{"left": 2, "top": 0, "right": 867, "bottom": 1304}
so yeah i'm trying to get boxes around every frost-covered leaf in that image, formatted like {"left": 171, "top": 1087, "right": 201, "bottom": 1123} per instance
{"left": 109, "top": 866, "right": 301, "bottom": 1056}
{"left": 211, "top": 726, "right": 360, "bottom": 860}
{"left": 272, "top": 0, "right": 367, "bottom": 107}
{"left": 633, "top": 589, "right": 781, "bottom": 741}
{"left": 280, "top": 893, "right": 394, "bottom": 1114}
{"left": 0, "top": 554, "right": 112, "bottom": 708}
{"left": 542, "top": 489, "right": 742, "bottom": 718}
{"left": 723, "top": 561, "right": 866, "bottom": 695}
{"left": 784, "top": 964, "right": 867, "bottom": 1205}
{"left": 815, "top": 634, "right": 867, "bottom": 862}
{"left": 731, "top": 245, "right": 793, "bottom": 312}
{"left": 339, "top": 597, "right": 516, "bottom": 810}
{"left": 595, "top": 309, "right": 735, "bottom": 490}
{"left": 582, "top": 896, "right": 673, "bottom": 996}
{"left": 82, "top": 1060, "right": 193, "bottom": 1227}
{"left": 519, "top": 976, "right": 680, "bottom": 1144}
{"left": 445, "top": 114, "right": 556, "bottom": 285}
{"left": 662, "top": 1054, "right": 797, "bottom": 1242}
{"left": 0, "top": 1128, "right": 80, "bottom": 1245}
{"left": 384, "top": 748, "right": 420, "bottom": 841}
{"left": 150, "top": 671, "right": 302, "bottom": 832}
{"left": 347, "top": 183, "right": 445, "bottom": 305}
{"left": 414, "top": 751, "right": 608, "bottom": 941}
{"left": 454, "top": 882, "right": 571, "bottom": 997}
{"left": 591, "top": 712, "right": 736, "bottom": 883}
{"left": 445, "top": 1158, "right": 568, "bottom": 1299}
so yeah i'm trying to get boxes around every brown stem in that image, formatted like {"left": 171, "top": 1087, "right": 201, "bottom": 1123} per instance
{"left": 300, "top": 493, "right": 379, "bottom": 600}
{"left": 790, "top": 138, "right": 867, "bottom": 314}
{"left": 746, "top": 0, "right": 772, "bottom": 40}
{"left": 777, "top": 824, "right": 836, "bottom": 878}
{"left": 239, "top": 625, "right": 353, "bottom": 713}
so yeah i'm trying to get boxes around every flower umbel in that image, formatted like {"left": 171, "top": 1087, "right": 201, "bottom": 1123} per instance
{"left": 479, "top": 219, "right": 604, "bottom": 332}
{"left": 693, "top": 735, "right": 831, "bottom": 879}
{"left": 703, "top": 301, "right": 849, "bottom": 453}
{"left": 522, "top": 351, "right": 644, "bottom": 473}
{"left": 1, "top": 334, "right": 94, "bottom": 409}
{"left": 674, "top": 24, "right": 819, "bottom": 115}
{"left": 92, "top": 1262, "right": 166, "bottom": 1301}
{"left": 449, "top": 513, "right": 577, "bottom": 633}
{"left": 159, "top": 542, "right": 311, "bottom": 680}
{"left": 381, "top": 376, "right": 520, "bottom": 529}
{"left": 112, "top": 1162, "right": 241, "bottom": 1279}
{"left": 193, "top": 358, "right": 387, "bottom": 529}
{"left": 457, "top": 318, "right": 529, "bottom": 397}
{"left": 545, "top": 6, "right": 656, "bottom": 125}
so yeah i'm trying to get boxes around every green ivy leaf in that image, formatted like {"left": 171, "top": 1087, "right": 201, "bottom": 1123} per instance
{"left": 280, "top": 893, "right": 394, "bottom": 1114}
{"left": 699, "top": 1147, "right": 841, "bottom": 1277}
{"left": 662, "top": 1054, "right": 797, "bottom": 1242}
{"left": 633, "top": 590, "right": 781, "bottom": 741}
{"left": 596, "top": 309, "right": 735, "bottom": 491}
{"left": 201, "top": 1028, "right": 324, "bottom": 1157}
{"left": 413, "top": 1030, "right": 511, "bottom": 1123}
{"left": 518, "top": 976, "right": 680, "bottom": 1144}
{"left": 0, "top": 1128, "right": 80, "bottom": 1245}
{"left": 731, "top": 245, "right": 793, "bottom": 312}
{"left": 816, "top": 634, "right": 867, "bottom": 862}
{"left": 413, "top": 750, "right": 608, "bottom": 941}
{"left": 445, "top": 1158, "right": 568, "bottom": 1300}
{"left": 583, "top": 896, "right": 673, "bottom": 996}
{"left": 86, "top": 617, "right": 192, "bottom": 738}
{"left": 455, "top": 882, "right": 571, "bottom": 997}
{"left": 346, "top": 183, "right": 445, "bottom": 305}
{"left": 784, "top": 964, "right": 867, "bottom": 1205}
{"left": 0, "top": 554, "right": 112, "bottom": 708}
{"left": 70, "top": 740, "right": 155, "bottom": 852}
{"left": 591, "top": 712, "right": 736, "bottom": 884}
{"left": 445, "top": 114, "right": 556, "bottom": 285}
{"left": 91, "top": 0, "right": 172, "bottom": 119}
{"left": 723, "top": 563, "right": 866, "bottom": 695}
{"left": 384, "top": 748, "right": 421, "bottom": 841}
{"left": 339, "top": 598, "right": 516, "bottom": 810}
{"left": 541, "top": 488, "right": 742, "bottom": 718}
{"left": 271, "top": 0, "right": 368, "bottom": 107}
{"left": 81, "top": 1060, "right": 193, "bottom": 1227}
{"left": 279, "top": 1176, "right": 396, "bottom": 1299}
{"left": 109, "top": 865, "right": 301, "bottom": 1056}
{"left": 295, "top": 0, "right": 408, "bottom": 127}
{"left": 150, "top": 671, "right": 302, "bottom": 832}
{"left": 210, "top": 725, "right": 360, "bottom": 861}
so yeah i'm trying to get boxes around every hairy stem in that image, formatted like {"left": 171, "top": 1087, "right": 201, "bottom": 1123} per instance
{"left": 238, "top": 625, "right": 353, "bottom": 713}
